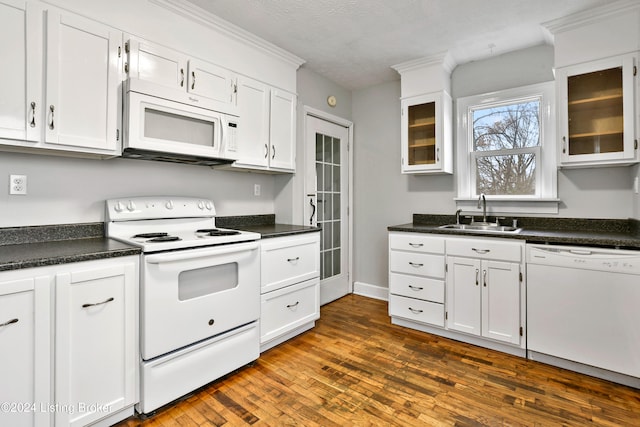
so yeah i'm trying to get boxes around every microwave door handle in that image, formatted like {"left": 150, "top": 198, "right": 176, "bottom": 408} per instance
{"left": 145, "top": 241, "right": 259, "bottom": 264}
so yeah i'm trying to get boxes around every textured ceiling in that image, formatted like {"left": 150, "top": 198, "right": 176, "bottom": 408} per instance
{"left": 184, "top": 0, "right": 616, "bottom": 90}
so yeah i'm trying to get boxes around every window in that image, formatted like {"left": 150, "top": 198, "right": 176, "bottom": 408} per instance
{"left": 456, "top": 82, "right": 558, "bottom": 213}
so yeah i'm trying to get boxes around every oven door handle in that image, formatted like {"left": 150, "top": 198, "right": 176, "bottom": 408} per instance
{"left": 145, "top": 241, "right": 259, "bottom": 264}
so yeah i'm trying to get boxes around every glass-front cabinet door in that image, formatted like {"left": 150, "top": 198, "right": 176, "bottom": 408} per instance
{"left": 400, "top": 91, "right": 452, "bottom": 174}
{"left": 557, "top": 53, "right": 638, "bottom": 167}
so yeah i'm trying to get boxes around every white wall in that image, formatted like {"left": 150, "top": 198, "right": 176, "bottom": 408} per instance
{"left": 352, "top": 44, "right": 638, "bottom": 291}
{"left": 0, "top": 152, "right": 275, "bottom": 227}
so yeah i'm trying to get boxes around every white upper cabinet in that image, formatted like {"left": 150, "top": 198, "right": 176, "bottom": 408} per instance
{"left": 545, "top": 2, "right": 640, "bottom": 168}
{"left": 392, "top": 54, "right": 455, "bottom": 175}
{"left": 226, "top": 76, "right": 297, "bottom": 173}
{"left": 45, "top": 10, "right": 122, "bottom": 153}
{"left": 0, "top": 0, "right": 42, "bottom": 143}
{"left": 556, "top": 54, "right": 638, "bottom": 167}
{"left": 127, "top": 37, "right": 237, "bottom": 114}
{"left": 0, "top": 1, "right": 123, "bottom": 157}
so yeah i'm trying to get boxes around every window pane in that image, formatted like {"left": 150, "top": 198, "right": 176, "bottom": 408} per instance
{"left": 473, "top": 100, "right": 540, "bottom": 151}
{"left": 475, "top": 153, "right": 536, "bottom": 195}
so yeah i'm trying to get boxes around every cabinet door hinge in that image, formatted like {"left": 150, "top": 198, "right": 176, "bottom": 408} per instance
{"left": 118, "top": 46, "right": 121, "bottom": 58}
{"left": 519, "top": 326, "right": 523, "bottom": 337}
{"left": 445, "top": 263, "right": 448, "bottom": 273}
{"left": 124, "top": 41, "right": 130, "bottom": 54}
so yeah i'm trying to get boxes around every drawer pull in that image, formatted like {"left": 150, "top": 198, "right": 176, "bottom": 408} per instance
{"left": 287, "top": 257, "right": 300, "bottom": 262}
{"left": 82, "top": 297, "right": 114, "bottom": 308}
{"left": 0, "top": 318, "right": 19, "bottom": 328}
{"left": 408, "top": 307, "right": 423, "bottom": 314}
{"left": 408, "top": 262, "right": 423, "bottom": 268}
{"left": 408, "top": 285, "right": 424, "bottom": 291}
{"left": 409, "top": 243, "right": 423, "bottom": 248}
{"left": 286, "top": 301, "right": 299, "bottom": 309}
{"left": 472, "top": 248, "right": 490, "bottom": 254}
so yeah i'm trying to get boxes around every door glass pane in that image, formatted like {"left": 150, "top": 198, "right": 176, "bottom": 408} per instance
{"left": 316, "top": 132, "right": 342, "bottom": 281}
{"left": 407, "top": 102, "right": 436, "bottom": 166}
{"left": 567, "top": 67, "right": 623, "bottom": 155}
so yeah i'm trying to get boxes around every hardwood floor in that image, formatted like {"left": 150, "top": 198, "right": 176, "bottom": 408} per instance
{"left": 116, "top": 295, "right": 640, "bottom": 426}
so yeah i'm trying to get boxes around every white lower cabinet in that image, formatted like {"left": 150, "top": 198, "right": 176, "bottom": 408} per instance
{"left": 0, "top": 272, "right": 50, "bottom": 427}
{"left": 54, "top": 257, "right": 138, "bottom": 427}
{"left": 445, "top": 238, "right": 524, "bottom": 347}
{"left": 260, "top": 233, "right": 320, "bottom": 352}
{"left": 388, "top": 232, "right": 446, "bottom": 327}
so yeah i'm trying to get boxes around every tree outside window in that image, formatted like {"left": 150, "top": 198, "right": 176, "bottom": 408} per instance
{"left": 471, "top": 99, "right": 541, "bottom": 196}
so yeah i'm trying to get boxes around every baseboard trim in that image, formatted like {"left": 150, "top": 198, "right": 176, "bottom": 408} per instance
{"left": 353, "top": 282, "right": 388, "bottom": 301}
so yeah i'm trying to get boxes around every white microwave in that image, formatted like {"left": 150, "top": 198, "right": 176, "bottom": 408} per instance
{"left": 123, "top": 78, "right": 239, "bottom": 166}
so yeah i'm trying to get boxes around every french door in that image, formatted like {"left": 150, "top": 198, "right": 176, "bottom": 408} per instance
{"left": 305, "top": 113, "right": 351, "bottom": 305}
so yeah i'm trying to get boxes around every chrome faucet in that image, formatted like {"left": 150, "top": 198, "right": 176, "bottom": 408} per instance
{"left": 455, "top": 209, "right": 462, "bottom": 225}
{"left": 477, "top": 193, "right": 487, "bottom": 223}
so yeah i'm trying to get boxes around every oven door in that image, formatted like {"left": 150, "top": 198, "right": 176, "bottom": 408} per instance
{"left": 140, "top": 241, "right": 260, "bottom": 360}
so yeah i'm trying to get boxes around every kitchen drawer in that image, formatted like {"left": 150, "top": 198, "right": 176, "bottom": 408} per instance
{"left": 261, "top": 233, "right": 320, "bottom": 293}
{"left": 389, "top": 251, "right": 445, "bottom": 279}
{"left": 446, "top": 237, "right": 522, "bottom": 262}
{"left": 389, "top": 232, "right": 445, "bottom": 254}
{"left": 389, "top": 272, "right": 444, "bottom": 303}
{"left": 389, "top": 294, "right": 444, "bottom": 327}
{"left": 260, "top": 278, "right": 319, "bottom": 345}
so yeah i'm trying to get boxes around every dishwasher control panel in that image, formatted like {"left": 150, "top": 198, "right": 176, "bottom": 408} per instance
{"left": 526, "top": 244, "right": 640, "bottom": 275}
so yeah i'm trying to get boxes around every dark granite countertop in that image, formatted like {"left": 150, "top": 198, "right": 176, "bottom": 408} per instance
{"left": 0, "top": 223, "right": 140, "bottom": 272}
{"left": 217, "top": 214, "right": 321, "bottom": 238}
{"left": 388, "top": 214, "right": 640, "bottom": 249}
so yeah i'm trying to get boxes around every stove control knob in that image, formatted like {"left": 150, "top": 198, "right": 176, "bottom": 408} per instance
{"left": 197, "top": 200, "right": 205, "bottom": 210}
{"left": 126, "top": 201, "right": 136, "bottom": 212}
{"left": 205, "top": 201, "right": 213, "bottom": 210}
{"left": 165, "top": 200, "right": 174, "bottom": 210}
{"left": 114, "top": 201, "right": 124, "bottom": 213}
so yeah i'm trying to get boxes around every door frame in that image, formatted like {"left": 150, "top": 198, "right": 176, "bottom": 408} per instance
{"left": 303, "top": 105, "right": 354, "bottom": 297}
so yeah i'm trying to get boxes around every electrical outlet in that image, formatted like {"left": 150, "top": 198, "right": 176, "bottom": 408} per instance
{"left": 9, "top": 174, "right": 27, "bottom": 195}
{"left": 254, "top": 184, "right": 261, "bottom": 196}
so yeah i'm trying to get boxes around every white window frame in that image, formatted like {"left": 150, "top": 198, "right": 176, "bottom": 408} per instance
{"left": 456, "top": 81, "right": 559, "bottom": 214}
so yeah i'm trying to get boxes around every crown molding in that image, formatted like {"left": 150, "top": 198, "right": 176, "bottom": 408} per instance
{"left": 543, "top": 0, "right": 640, "bottom": 34}
{"left": 148, "top": 0, "right": 305, "bottom": 69}
{"left": 391, "top": 51, "right": 457, "bottom": 76}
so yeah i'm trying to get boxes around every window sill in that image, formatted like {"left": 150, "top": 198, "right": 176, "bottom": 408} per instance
{"left": 454, "top": 198, "right": 560, "bottom": 215}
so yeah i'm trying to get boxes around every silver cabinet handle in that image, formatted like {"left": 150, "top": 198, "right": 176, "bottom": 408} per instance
{"left": 82, "top": 297, "right": 114, "bottom": 308}
{"left": 472, "top": 248, "right": 490, "bottom": 254}
{"left": 264, "top": 143, "right": 269, "bottom": 159}
{"left": 483, "top": 270, "right": 487, "bottom": 287}
{"left": 409, "top": 243, "right": 423, "bottom": 248}
{"left": 180, "top": 68, "right": 184, "bottom": 87}
{"left": 287, "top": 257, "right": 300, "bottom": 262}
{"left": 30, "top": 102, "right": 36, "bottom": 128}
{"left": 191, "top": 71, "right": 195, "bottom": 90}
{"left": 408, "top": 285, "right": 424, "bottom": 291}
{"left": 271, "top": 145, "right": 276, "bottom": 159}
{"left": 0, "top": 318, "right": 19, "bottom": 328}
{"left": 475, "top": 268, "right": 479, "bottom": 286}
{"left": 286, "top": 301, "right": 299, "bottom": 308}
{"left": 48, "top": 105, "right": 55, "bottom": 130}
{"left": 408, "top": 262, "right": 423, "bottom": 267}
{"left": 408, "top": 307, "right": 423, "bottom": 314}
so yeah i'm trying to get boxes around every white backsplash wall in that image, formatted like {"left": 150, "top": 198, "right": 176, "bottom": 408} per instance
{"left": 0, "top": 152, "right": 275, "bottom": 227}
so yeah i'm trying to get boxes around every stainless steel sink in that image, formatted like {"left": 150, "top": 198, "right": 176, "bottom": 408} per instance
{"left": 438, "top": 223, "right": 522, "bottom": 234}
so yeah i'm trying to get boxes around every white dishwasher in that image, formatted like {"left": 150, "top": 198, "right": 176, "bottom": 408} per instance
{"left": 526, "top": 244, "right": 640, "bottom": 387}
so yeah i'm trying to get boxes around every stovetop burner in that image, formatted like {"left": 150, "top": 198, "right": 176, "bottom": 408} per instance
{"left": 147, "top": 236, "right": 182, "bottom": 242}
{"left": 196, "top": 228, "right": 241, "bottom": 236}
{"left": 133, "top": 232, "right": 169, "bottom": 238}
